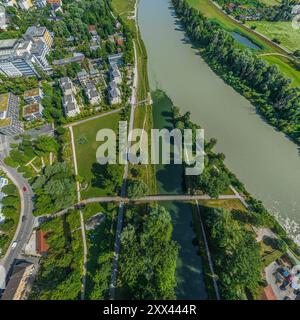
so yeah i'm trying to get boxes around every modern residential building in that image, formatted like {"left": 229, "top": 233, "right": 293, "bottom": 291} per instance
{"left": 62, "top": 94, "right": 80, "bottom": 117}
{"left": 0, "top": 27, "right": 52, "bottom": 77}
{"left": 0, "top": 53, "right": 38, "bottom": 77}
{"left": 77, "top": 69, "right": 89, "bottom": 85}
{"left": 60, "top": 77, "right": 80, "bottom": 117}
{"left": 85, "top": 81, "right": 101, "bottom": 105}
{"left": 23, "top": 103, "right": 43, "bottom": 121}
{"left": 24, "top": 26, "right": 53, "bottom": 49}
{"left": 109, "top": 86, "right": 121, "bottom": 105}
{"left": 0, "top": 39, "right": 19, "bottom": 57}
{"left": 60, "top": 77, "right": 76, "bottom": 96}
{"left": 0, "top": 5, "right": 7, "bottom": 30}
{"left": 34, "top": 0, "right": 47, "bottom": 8}
{"left": 47, "top": 0, "right": 62, "bottom": 11}
{"left": 110, "top": 65, "right": 122, "bottom": 84}
{"left": 18, "top": 0, "right": 33, "bottom": 10}
{"left": 24, "top": 87, "right": 43, "bottom": 104}
{"left": 0, "top": 92, "right": 23, "bottom": 136}
{"left": 108, "top": 64, "right": 122, "bottom": 105}
{"left": 1, "top": 0, "right": 18, "bottom": 7}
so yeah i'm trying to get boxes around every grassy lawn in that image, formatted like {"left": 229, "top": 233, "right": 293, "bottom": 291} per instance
{"left": 187, "top": 0, "right": 277, "bottom": 52}
{"left": 247, "top": 21, "right": 300, "bottom": 52}
{"left": 112, "top": 0, "right": 156, "bottom": 194}
{"left": 197, "top": 198, "right": 248, "bottom": 212}
{"left": 111, "top": 0, "right": 135, "bottom": 16}
{"left": 73, "top": 112, "right": 122, "bottom": 199}
{"left": 260, "top": 240, "right": 282, "bottom": 267}
{"left": 261, "top": 55, "right": 300, "bottom": 87}
{"left": 111, "top": 0, "right": 136, "bottom": 31}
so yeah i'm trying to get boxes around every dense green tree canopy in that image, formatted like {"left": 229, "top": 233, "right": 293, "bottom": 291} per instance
{"left": 119, "top": 204, "right": 179, "bottom": 299}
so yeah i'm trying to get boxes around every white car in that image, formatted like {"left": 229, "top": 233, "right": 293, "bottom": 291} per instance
{"left": 11, "top": 241, "right": 17, "bottom": 250}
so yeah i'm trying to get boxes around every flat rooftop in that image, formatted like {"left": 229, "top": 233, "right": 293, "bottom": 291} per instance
{"left": 0, "top": 117, "right": 12, "bottom": 128}
{"left": 0, "top": 93, "right": 9, "bottom": 112}
{"left": 0, "top": 39, "right": 18, "bottom": 50}
{"left": 24, "top": 88, "right": 40, "bottom": 98}
{"left": 23, "top": 103, "right": 40, "bottom": 116}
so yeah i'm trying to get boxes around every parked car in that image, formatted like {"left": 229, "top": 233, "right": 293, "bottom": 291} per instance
{"left": 11, "top": 241, "right": 17, "bottom": 250}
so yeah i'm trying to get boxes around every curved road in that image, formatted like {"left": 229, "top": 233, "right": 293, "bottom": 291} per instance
{"left": 0, "top": 159, "right": 34, "bottom": 288}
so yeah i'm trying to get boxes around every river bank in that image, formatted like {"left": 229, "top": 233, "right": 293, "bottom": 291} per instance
{"left": 138, "top": 0, "right": 300, "bottom": 245}
{"left": 152, "top": 90, "right": 208, "bottom": 299}
{"left": 112, "top": 0, "right": 300, "bottom": 299}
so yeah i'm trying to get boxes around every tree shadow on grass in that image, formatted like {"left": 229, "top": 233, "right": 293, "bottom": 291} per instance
{"left": 91, "top": 163, "right": 106, "bottom": 189}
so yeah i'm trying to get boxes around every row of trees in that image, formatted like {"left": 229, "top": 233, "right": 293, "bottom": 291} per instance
{"left": 171, "top": 105, "right": 231, "bottom": 197}
{"left": 30, "top": 211, "right": 82, "bottom": 300}
{"left": 0, "top": 183, "right": 20, "bottom": 255}
{"left": 32, "top": 162, "right": 76, "bottom": 216}
{"left": 202, "top": 207, "right": 262, "bottom": 299}
{"left": 172, "top": 0, "right": 300, "bottom": 145}
{"left": 119, "top": 204, "right": 179, "bottom": 299}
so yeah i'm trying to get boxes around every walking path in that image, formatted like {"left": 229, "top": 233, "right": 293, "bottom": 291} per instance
{"left": 0, "top": 160, "right": 34, "bottom": 287}
{"left": 64, "top": 108, "right": 121, "bottom": 128}
{"left": 69, "top": 126, "right": 87, "bottom": 300}
{"left": 45, "top": 194, "right": 241, "bottom": 219}
{"left": 210, "top": 0, "right": 293, "bottom": 55}
{"left": 108, "top": 38, "right": 139, "bottom": 300}
{"left": 195, "top": 200, "right": 220, "bottom": 300}
{"left": 79, "top": 210, "right": 87, "bottom": 300}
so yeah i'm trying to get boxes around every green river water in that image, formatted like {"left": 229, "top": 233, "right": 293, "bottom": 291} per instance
{"left": 139, "top": 0, "right": 300, "bottom": 243}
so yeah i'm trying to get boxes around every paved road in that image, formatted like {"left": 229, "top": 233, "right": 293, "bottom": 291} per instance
{"left": 79, "top": 210, "right": 87, "bottom": 300}
{"left": 0, "top": 160, "right": 34, "bottom": 289}
{"left": 109, "top": 17, "right": 139, "bottom": 298}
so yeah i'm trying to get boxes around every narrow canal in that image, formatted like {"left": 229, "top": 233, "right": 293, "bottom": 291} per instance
{"left": 138, "top": 0, "right": 300, "bottom": 243}
{"left": 152, "top": 90, "right": 207, "bottom": 299}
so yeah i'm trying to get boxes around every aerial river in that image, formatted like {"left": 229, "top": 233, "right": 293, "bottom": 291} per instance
{"left": 138, "top": 0, "right": 300, "bottom": 242}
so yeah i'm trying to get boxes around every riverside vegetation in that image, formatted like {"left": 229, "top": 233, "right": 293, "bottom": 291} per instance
{"left": 172, "top": 0, "right": 300, "bottom": 146}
